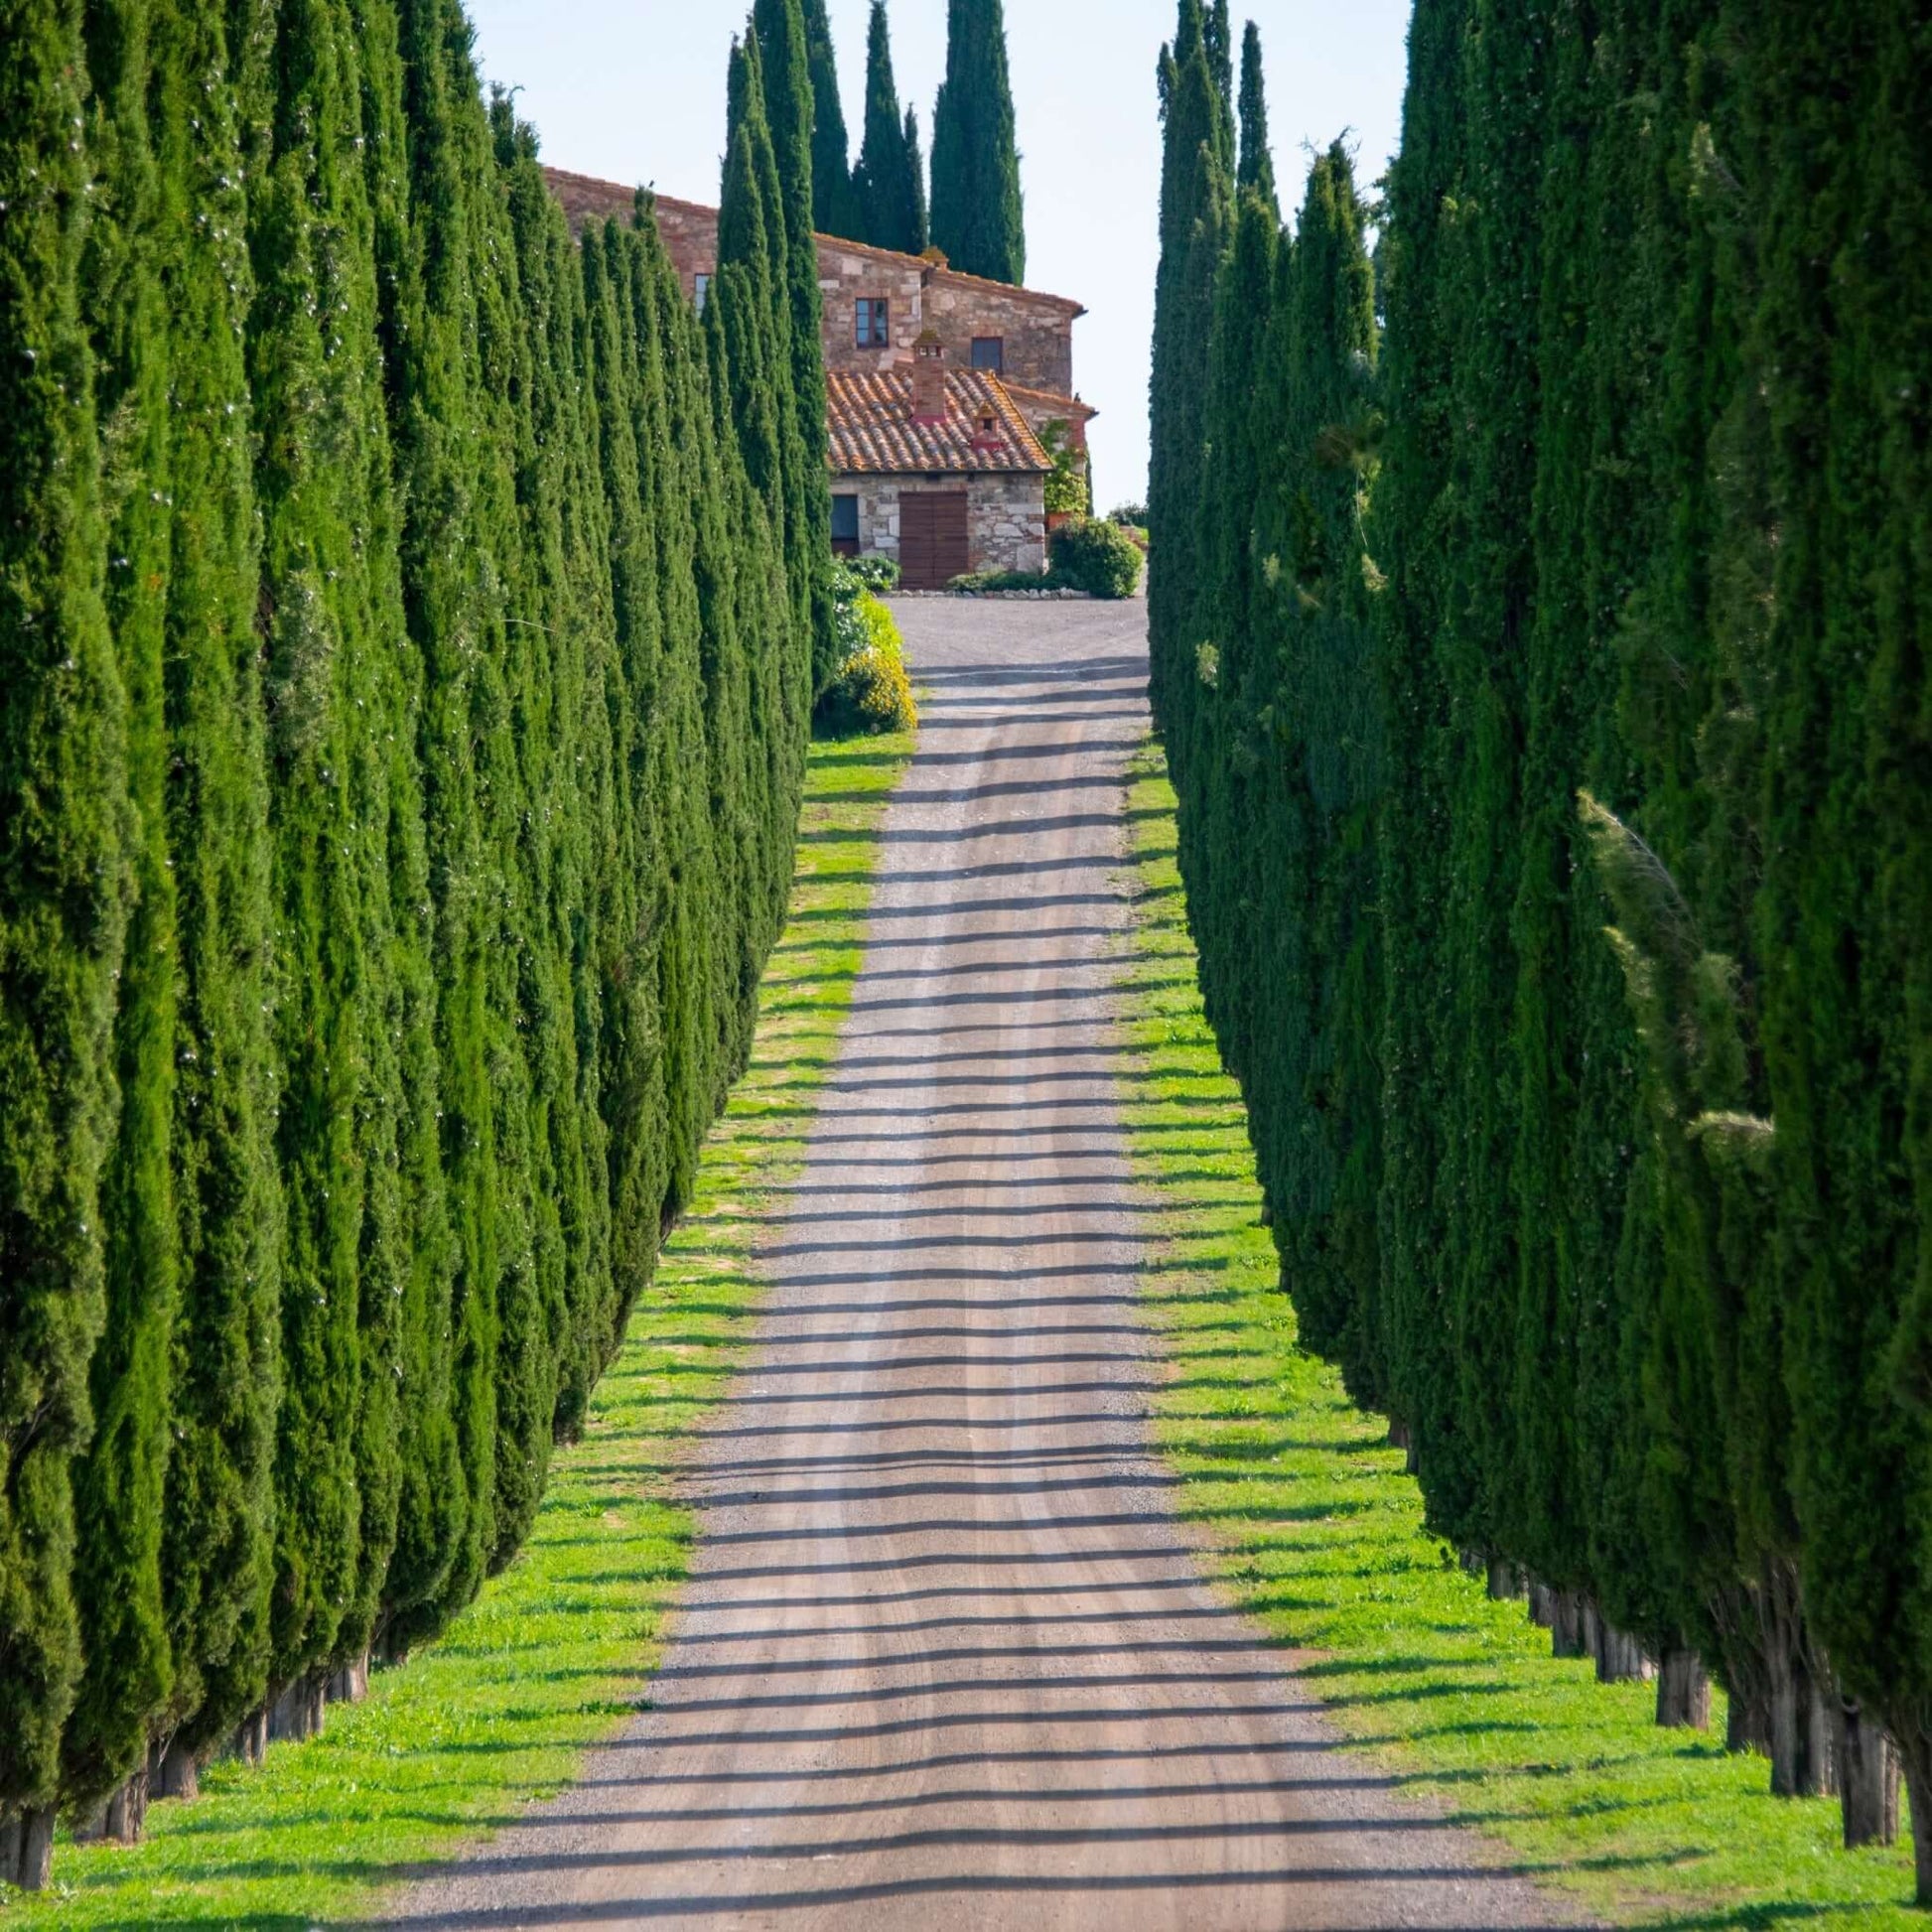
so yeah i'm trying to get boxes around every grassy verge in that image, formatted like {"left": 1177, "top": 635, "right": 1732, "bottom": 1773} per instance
{"left": 11, "top": 728, "right": 915, "bottom": 1930}
{"left": 1115, "top": 736, "right": 1921, "bottom": 1931}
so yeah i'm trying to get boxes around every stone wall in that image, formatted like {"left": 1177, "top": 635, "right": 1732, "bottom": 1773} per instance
{"left": 544, "top": 176, "right": 1082, "bottom": 404}
{"left": 967, "top": 472, "right": 1049, "bottom": 576}
{"left": 923, "top": 279, "right": 1077, "bottom": 397}
{"left": 837, "top": 473, "right": 1047, "bottom": 580}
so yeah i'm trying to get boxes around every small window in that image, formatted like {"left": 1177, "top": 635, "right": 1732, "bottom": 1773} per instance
{"left": 856, "top": 297, "right": 891, "bottom": 348}
{"left": 831, "top": 492, "right": 861, "bottom": 555}
{"left": 693, "top": 273, "right": 710, "bottom": 315}
{"left": 971, "top": 336, "right": 1005, "bottom": 373}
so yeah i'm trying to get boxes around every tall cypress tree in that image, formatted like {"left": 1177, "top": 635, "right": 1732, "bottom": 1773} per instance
{"left": 62, "top": 0, "right": 181, "bottom": 1823}
{"left": 0, "top": 0, "right": 133, "bottom": 1879}
{"left": 1749, "top": 0, "right": 1932, "bottom": 1868}
{"left": 346, "top": 0, "right": 465, "bottom": 1655}
{"left": 1235, "top": 20, "right": 1276, "bottom": 214}
{"left": 751, "top": 0, "right": 837, "bottom": 698}
{"left": 1147, "top": 0, "right": 1232, "bottom": 728}
{"left": 799, "top": 0, "right": 860, "bottom": 242}
{"left": 853, "top": 1, "right": 927, "bottom": 255}
{"left": 928, "top": 0, "right": 1026, "bottom": 285}
{"left": 1262, "top": 146, "right": 1383, "bottom": 1391}
{"left": 242, "top": 0, "right": 398, "bottom": 1704}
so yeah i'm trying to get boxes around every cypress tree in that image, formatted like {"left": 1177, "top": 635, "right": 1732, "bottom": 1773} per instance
{"left": 0, "top": 0, "right": 133, "bottom": 1878}
{"left": 62, "top": 0, "right": 181, "bottom": 1822}
{"left": 241, "top": 0, "right": 403, "bottom": 1702}
{"left": 343, "top": 0, "right": 465, "bottom": 1656}
{"left": 751, "top": 0, "right": 837, "bottom": 698}
{"left": 1262, "top": 146, "right": 1384, "bottom": 1393}
{"left": 1147, "top": 0, "right": 1232, "bottom": 727}
{"left": 1235, "top": 20, "right": 1275, "bottom": 214}
{"left": 578, "top": 213, "right": 671, "bottom": 1375}
{"left": 928, "top": 0, "right": 1026, "bottom": 285}
{"left": 150, "top": 0, "right": 285, "bottom": 1769}
{"left": 799, "top": 0, "right": 860, "bottom": 242}
{"left": 1748, "top": 0, "right": 1932, "bottom": 1866}
{"left": 853, "top": 1, "right": 927, "bottom": 255}
{"left": 902, "top": 110, "right": 928, "bottom": 253}
{"left": 1414, "top": 0, "right": 1549, "bottom": 1569}
{"left": 1369, "top": 0, "right": 1469, "bottom": 1498}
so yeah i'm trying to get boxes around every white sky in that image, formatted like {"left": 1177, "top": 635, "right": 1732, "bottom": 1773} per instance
{"left": 463, "top": 0, "right": 1415, "bottom": 508}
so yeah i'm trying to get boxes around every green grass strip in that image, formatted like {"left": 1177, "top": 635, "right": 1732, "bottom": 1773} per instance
{"left": 12, "top": 728, "right": 915, "bottom": 1930}
{"left": 1115, "top": 736, "right": 1923, "bottom": 1932}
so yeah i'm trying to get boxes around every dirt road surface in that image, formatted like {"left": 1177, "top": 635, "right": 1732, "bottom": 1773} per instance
{"left": 392, "top": 601, "right": 1565, "bottom": 1930}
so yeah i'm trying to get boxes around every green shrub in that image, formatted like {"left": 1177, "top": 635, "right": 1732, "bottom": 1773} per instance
{"left": 948, "top": 567, "right": 1058, "bottom": 594}
{"left": 819, "top": 577, "right": 916, "bottom": 736}
{"left": 844, "top": 552, "right": 901, "bottom": 595}
{"left": 1048, "top": 515, "right": 1145, "bottom": 599}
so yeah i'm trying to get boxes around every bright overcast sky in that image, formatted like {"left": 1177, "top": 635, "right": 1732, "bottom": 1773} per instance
{"left": 463, "top": 0, "right": 1415, "bottom": 509}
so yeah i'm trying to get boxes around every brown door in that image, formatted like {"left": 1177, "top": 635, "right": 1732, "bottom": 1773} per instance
{"left": 898, "top": 490, "right": 971, "bottom": 590}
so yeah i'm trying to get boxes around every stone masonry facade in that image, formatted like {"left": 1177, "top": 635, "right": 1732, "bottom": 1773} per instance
{"left": 848, "top": 475, "right": 1047, "bottom": 580}
{"left": 544, "top": 169, "right": 1086, "bottom": 583}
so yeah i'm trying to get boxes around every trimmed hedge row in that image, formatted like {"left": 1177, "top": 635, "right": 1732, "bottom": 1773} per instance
{"left": 0, "top": 0, "right": 824, "bottom": 1888}
{"left": 1149, "top": 0, "right": 1932, "bottom": 1885}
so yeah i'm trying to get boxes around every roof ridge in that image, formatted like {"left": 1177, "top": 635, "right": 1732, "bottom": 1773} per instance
{"left": 539, "top": 166, "right": 1086, "bottom": 315}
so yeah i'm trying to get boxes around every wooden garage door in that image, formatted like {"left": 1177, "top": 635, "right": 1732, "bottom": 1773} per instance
{"left": 899, "top": 490, "right": 971, "bottom": 591}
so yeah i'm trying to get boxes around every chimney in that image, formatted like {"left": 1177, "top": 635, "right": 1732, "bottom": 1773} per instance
{"left": 971, "top": 406, "right": 1003, "bottom": 455}
{"left": 910, "top": 329, "right": 947, "bottom": 426}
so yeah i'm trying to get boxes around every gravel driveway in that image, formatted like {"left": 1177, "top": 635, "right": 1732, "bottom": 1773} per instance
{"left": 390, "top": 599, "right": 1567, "bottom": 1930}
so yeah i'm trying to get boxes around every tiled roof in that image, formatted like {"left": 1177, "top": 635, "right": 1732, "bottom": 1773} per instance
{"left": 539, "top": 169, "right": 1087, "bottom": 317}
{"left": 999, "top": 379, "right": 1099, "bottom": 423}
{"left": 826, "top": 369, "right": 1050, "bottom": 476}
{"left": 544, "top": 167, "right": 706, "bottom": 231}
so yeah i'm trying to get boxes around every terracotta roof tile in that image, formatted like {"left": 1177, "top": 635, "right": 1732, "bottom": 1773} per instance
{"left": 999, "top": 379, "right": 1099, "bottom": 422}
{"left": 826, "top": 369, "right": 1050, "bottom": 476}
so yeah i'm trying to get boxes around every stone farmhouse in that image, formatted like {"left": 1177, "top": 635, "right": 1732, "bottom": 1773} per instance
{"left": 545, "top": 169, "right": 1094, "bottom": 589}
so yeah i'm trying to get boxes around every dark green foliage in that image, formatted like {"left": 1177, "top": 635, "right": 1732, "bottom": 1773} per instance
{"left": 1235, "top": 22, "right": 1275, "bottom": 215}
{"left": 152, "top": 0, "right": 285, "bottom": 1758}
{"left": 928, "top": 0, "right": 1026, "bottom": 285}
{"left": 799, "top": 0, "right": 860, "bottom": 242}
{"left": 1046, "top": 517, "right": 1145, "bottom": 600}
{"left": 61, "top": 0, "right": 181, "bottom": 1813}
{"left": 853, "top": 2, "right": 927, "bottom": 255}
{"left": 0, "top": 0, "right": 134, "bottom": 1831}
{"left": 752, "top": 0, "right": 838, "bottom": 700}
{"left": 1147, "top": 0, "right": 1232, "bottom": 729}
{"left": 1742, "top": 0, "right": 1932, "bottom": 1861}
{"left": 1, "top": 0, "right": 815, "bottom": 1869}
{"left": 1153, "top": 0, "right": 1932, "bottom": 1848}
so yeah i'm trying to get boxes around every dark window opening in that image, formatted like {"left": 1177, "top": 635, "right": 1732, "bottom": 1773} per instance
{"left": 971, "top": 336, "right": 1005, "bottom": 373}
{"left": 856, "top": 298, "right": 891, "bottom": 348}
{"left": 831, "top": 492, "right": 861, "bottom": 556}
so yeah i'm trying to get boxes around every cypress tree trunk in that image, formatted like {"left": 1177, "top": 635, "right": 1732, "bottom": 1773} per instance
{"left": 151, "top": 1733, "right": 198, "bottom": 1802}
{"left": 1763, "top": 1613, "right": 1835, "bottom": 1799}
{"left": 1897, "top": 1727, "right": 1932, "bottom": 1905}
{"left": 1657, "top": 1652, "right": 1711, "bottom": 1729}
{"left": 1594, "top": 1621, "right": 1653, "bottom": 1687}
{"left": 102, "top": 1762, "right": 150, "bottom": 1844}
{"left": 1834, "top": 1701, "right": 1898, "bottom": 1849}
{"left": 1551, "top": 1590, "right": 1589, "bottom": 1660}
